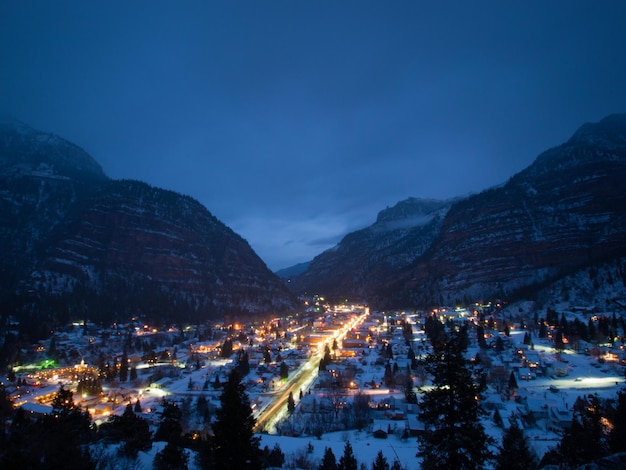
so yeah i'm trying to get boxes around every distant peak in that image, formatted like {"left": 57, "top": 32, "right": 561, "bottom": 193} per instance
{"left": 0, "top": 120, "right": 108, "bottom": 181}
{"left": 568, "top": 113, "right": 626, "bottom": 147}
{"left": 375, "top": 197, "right": 450, "bottom": 223}
{"left": 0, "top": 116, "right": 36, "bottom": 133}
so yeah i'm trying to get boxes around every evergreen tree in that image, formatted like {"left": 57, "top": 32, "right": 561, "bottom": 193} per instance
{"left": 280, "top": 361, "right": 289, "bottom": 379}
{"left": 372, "top": 450, "right": 389, "bottom": 470}
{"left": 383, "top": 363, "right": 395, "bottom": 387}
{"left": 588, "top": 318, "right": 596, "bottom": 341}
{"left": 41, "top": 386, "right": 95, "bottom": 469}
{"left": 211, "top": 369, "right": 261, "bottom": 470}
{"left": 98, "top": 403, "right": 151, "bottom": 457}
{"left": 263, "top": 348, "right": 271, "bottom": 364}
{"left": 51, "top": 385, "right": 77, "bottom": 412}
{"left": 77, "top": 375, "right": 102, "bottom": 397}
{"left": 287, "top": 391, "right": 295, "bottom": 413}
{"left": 154, "top": 441, "right": 188, "bottom": 470}
{"left": 407, "top": 347, "right": 416, "bottom": 362}
{"left": 338, "top": 441, "right": 358, "bottom": 470}
{"left": 119, "top": 350, "right": 129, "bottom": 382}
{"left": 0, "top": 407, "right": 42, "bottom": 468}
{"left": 324, "top": 344, "right": 332, "bottom": 365}
{"left": 48, "top": 336, "right": 57, "bottom": 358}
{"left": 0, "top": 385, "right": 13, "bottom": 441}
{"left": 554, "top": 329, "right": 565, "bottom": 352}
{"left": 494, "top": 416, "right": 538, "bottom": 470}
{"left": 386, "top": 343, "right": 394, "bottom": 359}
{"left": 350, "top": 391, "right": 371, "bottom": 431}
{"left": 508, "top": 371, "right": 518, "bottom": 391}
{"left": 237, "top": 349, "right": 250, "bottom": 376}
{"left": 318, "top": 447, "right": 338, "bottom": 470}
{"left": 556, "top": 394, "right": 608, "bottom": 467}
{"left": 261, "top": 444, "right": 285, "bottom": 468}
{"left": 418, "top": 326, "right": 494, "bottom": 470}
{"left": 493, "top": 408, "right": 503, "bottom": 428}
{"left": 476, "top": 325, "right": 487, "bottom": 349}
{"left": 196, "top": 395, "right": 211, "bottom": 424}
{"left": 502, "top": 320, "right": 510, "bottom": 337}
{"left": 403, "top": 374, "right": 417, "bottom": 404}
{"left": 155, "top": 399, "right": 183, "bottom": 444}
{"left": 538, "top": 321, "right": 547, "bottom": 339}
{"left": 129, "top": 365, "right": 138, "bottom": 381}
{"left": 220, "top": 338, "right": 233, "bottom": 358}
{"left": 610, "top": 388, "right": 626, "bottom": 453}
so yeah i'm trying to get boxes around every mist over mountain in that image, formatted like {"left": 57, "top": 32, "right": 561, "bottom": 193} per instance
{"left": 292, "top": 114, "right": 626, "bottom": 308}
{"left": 289, "top": 197, "right": 453, "bottom": 298}
{"left": 0, "top": 120, "right": 296, "bottom": 333}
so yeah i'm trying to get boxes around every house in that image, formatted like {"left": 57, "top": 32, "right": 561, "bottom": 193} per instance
{"left": 406, "top": 415, "right": 426, "bottom": 437}
{"left": 549, "top": 405, "right": 573, "bottom": 430}
{"left": 385, "top": 409, "right": 406, "bottom": 420}
{"left": 518, "top": 394, "right": 549, "bottom": 422}
{"left": 518, "top": 367, "right": 535, "bottom": 380}
{"left": 483, "top": 393, "right": 504, "bottom": 411}
{"left": 298, "top": 393, "right": 333, "bottom": 414}
{"left": 523, "top": 350, "right": 542, "bottom": 369}
{"left": 372, "top": 428, "right": 388, "bottom": 439}
{"left": 150, "top": 377, "right": 172, "bottom": 389}
{"left": 551, "top": 363, "right": 569, "bottom": 377}
{"left": 20, "top": 402, "right": 52, "bottom": 417}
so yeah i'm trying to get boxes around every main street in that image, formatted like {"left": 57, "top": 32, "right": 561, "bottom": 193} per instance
{"left": 253, "top": 308, "right": 369, "bottom": 433}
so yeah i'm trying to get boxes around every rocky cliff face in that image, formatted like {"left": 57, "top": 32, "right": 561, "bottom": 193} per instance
{"left": 294, "top": 114, "right": 626, "bottom": 308}
{"left": 0, "top": 120, "right": 295, "bottom": 325}
{"left": 0, "top": 121, "right": 107, "bottom": 286}
{"left": 291, "top": 197, "right": 452, "bottom": 299}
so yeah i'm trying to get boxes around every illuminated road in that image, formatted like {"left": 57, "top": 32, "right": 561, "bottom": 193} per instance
{"left": 254, "top": 308, "right": 369, "bottom": 433}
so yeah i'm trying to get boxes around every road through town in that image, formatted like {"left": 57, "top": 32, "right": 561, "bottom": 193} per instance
{"left": 253, "top": 309, "right": 369, "bottom": 433}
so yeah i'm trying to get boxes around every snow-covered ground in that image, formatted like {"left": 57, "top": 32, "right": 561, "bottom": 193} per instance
{"left": 9, "top": 302, "right": 626, "bottom": 468}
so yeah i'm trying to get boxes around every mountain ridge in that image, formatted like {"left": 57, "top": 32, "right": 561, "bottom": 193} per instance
{"left": 292, "top": 114, "right": 626, "bottom": 308}
{"left": 289, "top": 196, "right": 454, "bottom": 298}
{"left": 0, "top": 122, "right": 296, "bottom": 331}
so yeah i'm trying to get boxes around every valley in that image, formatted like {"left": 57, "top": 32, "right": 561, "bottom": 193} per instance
{"left": 4, "top": 298, "right": 626, "bottom": 467}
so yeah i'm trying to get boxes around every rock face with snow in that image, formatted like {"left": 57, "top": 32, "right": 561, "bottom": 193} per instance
{"left": 294, "top": 114, "right": 626, "bottom": 307}
{"left": 290, "top": 197, "right": 452, "bottom": 298}
{"left": 0, "top": 120, "right": 296, "bottom": 325}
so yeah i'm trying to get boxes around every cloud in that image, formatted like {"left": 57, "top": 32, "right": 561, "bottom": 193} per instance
{"left": 229, "top": 209, "right": 373, "bottom": 271}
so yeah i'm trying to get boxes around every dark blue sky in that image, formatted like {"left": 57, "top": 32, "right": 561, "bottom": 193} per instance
{"left": 2, "top": 1, "right": 626, "bottom": 270}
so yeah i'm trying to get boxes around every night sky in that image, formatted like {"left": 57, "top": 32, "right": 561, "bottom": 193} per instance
{"left": 2, "top": 2, "right": 626, "bottom": 270}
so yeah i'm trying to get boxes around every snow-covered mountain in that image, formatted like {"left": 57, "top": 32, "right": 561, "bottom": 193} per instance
{"left": 292, "top": 114, "right": 626, "bottom": 308}
{"left": 0, "top": 120, "right": 296, "bottom": 327}
{"left": 290, "top": 197, "right": 453, "bottom": 299}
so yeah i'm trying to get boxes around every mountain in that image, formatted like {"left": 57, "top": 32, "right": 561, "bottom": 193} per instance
{"left": 290, "top": 197, "right": 453, "bottom": 299}
{"left": 275, "top": 261, "right": 310, "bottom": 279}
{"left": 293, "top": 114, "right": 626, "bottom": 307}
{"left": 0, "top": 120, "right": 296, "bottom": 330}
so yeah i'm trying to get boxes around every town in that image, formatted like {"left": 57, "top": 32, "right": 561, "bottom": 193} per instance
{"left": 2, "top": 297, "right": 626, "bottom": 468}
